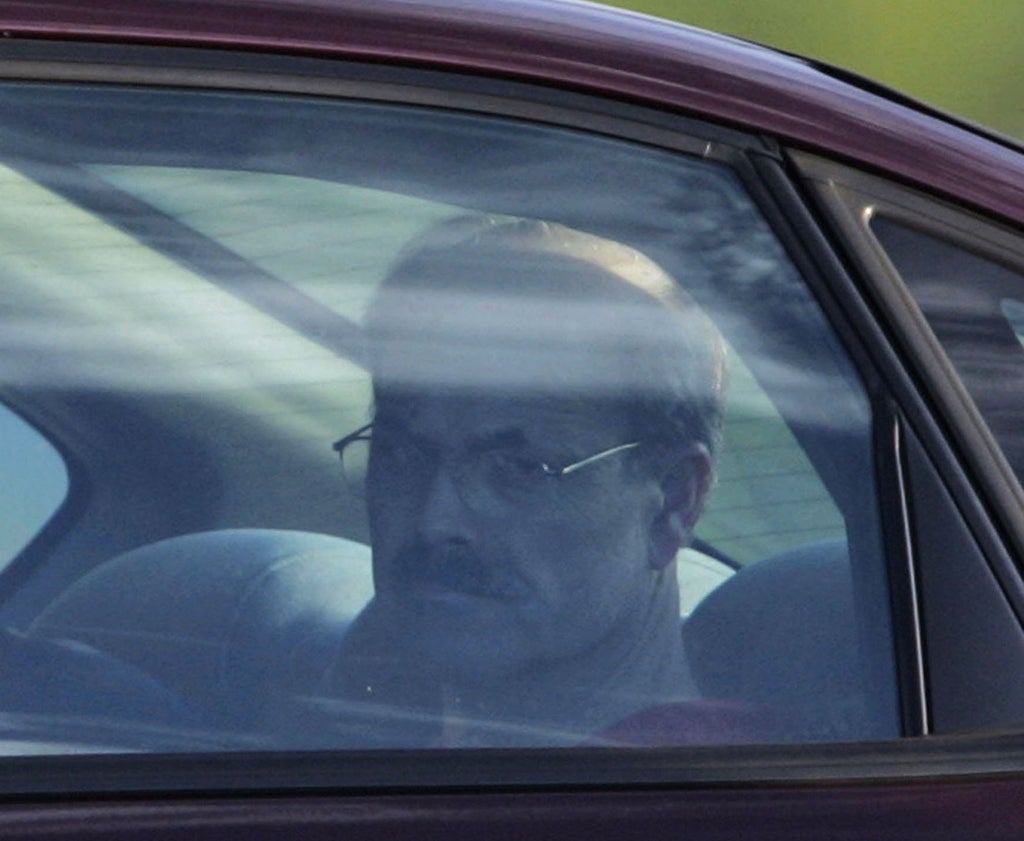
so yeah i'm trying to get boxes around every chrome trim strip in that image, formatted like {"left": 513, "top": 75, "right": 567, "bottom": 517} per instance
{"left": 893, "top": 417, "right": 930, "bottom": 734}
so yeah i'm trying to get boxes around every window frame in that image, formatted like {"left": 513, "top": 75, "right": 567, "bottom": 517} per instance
{"left": 793, "top": 150, "right": 1024, "bottom": 735}
{"left": 0, "top": 37, "right": 947, "bottom": 793}
{"left": 793, "top": 150, "right": 1024, "bottom": 579}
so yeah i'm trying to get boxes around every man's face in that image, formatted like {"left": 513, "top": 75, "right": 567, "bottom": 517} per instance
{"left": 359, "top": 244, "right": 710, "bottom": 692}
{"left": 366, "top": 388, "right": 668, "bottom": 687}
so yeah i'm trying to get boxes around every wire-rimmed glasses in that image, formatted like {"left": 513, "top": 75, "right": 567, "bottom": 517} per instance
{"left": 332, "top": 422, "right": 639, "bottom": 515}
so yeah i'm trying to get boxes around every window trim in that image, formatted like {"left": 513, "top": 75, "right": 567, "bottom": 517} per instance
{"left": 0, "top": 40, "right": 921, "bottom": 787}
{"left": 4, "top": 734, "right": 1024, "bottom": 795}
{"left": 792, "top": 150, "right": 1024, "bottom": 733}
{"left": 791, "top": 151, "right": 1024, "bottom": 580}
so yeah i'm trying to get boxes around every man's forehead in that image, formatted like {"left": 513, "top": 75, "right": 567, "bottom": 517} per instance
{"left": 374, "top": 388, "right": 627, "bottom": 446}
{"left": 371, "top": 339, "right": 630, "bottom": 400}
{"left": 367, "top": 301, "right": 679, "bottom": 400}
{"left": 365, "top": 266, "right": 708, "bottom": 402}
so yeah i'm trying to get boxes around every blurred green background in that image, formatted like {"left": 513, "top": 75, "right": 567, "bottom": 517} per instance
{"left": 602, "top": 0, "right": 1024, "bottom": 141}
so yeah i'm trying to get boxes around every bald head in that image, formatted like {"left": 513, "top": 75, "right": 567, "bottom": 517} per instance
{"left": 366, "top": 216, "right": 727, "bottom": 456}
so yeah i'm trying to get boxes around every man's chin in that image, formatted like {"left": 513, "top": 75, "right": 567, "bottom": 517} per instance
{"left": 383, "top": 583, "right": 513, "bottom": 633}
{"left": 375, "top": 590, "right": 525, "bottom": 683}
{"left": 380, "top": 570, "right": 527, "bottom": 612}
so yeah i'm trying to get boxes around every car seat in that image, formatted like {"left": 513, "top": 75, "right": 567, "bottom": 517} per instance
{"left": 681, "top": 539, "right": 868, "bottom": 741}
{"left": 29, "top": 529, "right": 373, "bottom": 738}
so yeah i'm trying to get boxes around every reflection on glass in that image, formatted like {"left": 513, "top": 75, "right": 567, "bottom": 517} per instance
{"left": 0, "top": 86, "right": 893, "bottom": 755}
{"left": 323, "top": 217, "right": 725, "bottom": 746}
{"left": 873, "top": 216, "right": 1024, "bottom": 480}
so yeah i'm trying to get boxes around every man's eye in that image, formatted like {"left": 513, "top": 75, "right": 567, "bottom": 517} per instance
{"left": 375, "top": 433, "right": 428, "bottom": 468}
{"left": 480, "top": 450, "right": 549, "bottom": 488}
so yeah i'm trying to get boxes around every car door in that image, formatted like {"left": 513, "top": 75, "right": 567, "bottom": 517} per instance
{"left": 1, "top": 9, "right": 1024, "bottom": 840}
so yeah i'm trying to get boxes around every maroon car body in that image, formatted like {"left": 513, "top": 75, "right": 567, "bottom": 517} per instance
{"left": 3, "top": 0, "right": 1022, "bottom": 222}
{"left": 2, "top": 0, "right": 1024, "bottom": 838}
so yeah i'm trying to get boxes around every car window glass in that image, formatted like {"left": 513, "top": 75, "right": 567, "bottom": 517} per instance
{"left": 0, "top": 406, "right": 68, "bottom": 568}
{"left": 871, "top": 217, "right": 1024, "bottom": 479}
{"left": 0, "top": 83, "right": 896, "bottom": 754}
{"left": 82, "top": 165, "right": 846, "bottom": 566}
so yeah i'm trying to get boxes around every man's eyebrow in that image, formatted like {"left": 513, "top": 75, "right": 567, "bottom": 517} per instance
{"left": 370, "top": 414, "right": 408, "bottom": 434}
{"left": 467, "top": 428, "right": 530, "bottom": 452}
{"left": 371, "top": 416, "right": 430, "bottom": 445}
{"left": 373, "top": 413, "right": 530, "bottom": 452}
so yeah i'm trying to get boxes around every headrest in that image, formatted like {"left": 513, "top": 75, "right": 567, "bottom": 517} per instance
{"left": 0, "top": 627, "right": 191, "bottom": 726}
{"left": 681, "top": 540, "right": 866, "bottom": 740}
{"left": 30, "top": 529, "right": 373, "bottom": 731}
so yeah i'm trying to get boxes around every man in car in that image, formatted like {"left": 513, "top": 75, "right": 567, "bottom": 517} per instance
{"left": 331, "top": 216, "right": 728, "bottom": 747}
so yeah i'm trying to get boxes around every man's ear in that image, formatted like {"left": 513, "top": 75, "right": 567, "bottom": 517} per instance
{"left": 647, "top": 442, "right": 713, "bottom": 571}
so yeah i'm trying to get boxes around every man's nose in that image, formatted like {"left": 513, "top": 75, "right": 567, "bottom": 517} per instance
{"left": 417, "top": 459, "right": 474, "bottom": 542}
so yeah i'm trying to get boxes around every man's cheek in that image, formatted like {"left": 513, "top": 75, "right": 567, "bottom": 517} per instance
{"left": 370, "top": 497, "right": 414, "bottom": 547}
{"left": 369, "top": 529, "right": 407, "bottom": 591}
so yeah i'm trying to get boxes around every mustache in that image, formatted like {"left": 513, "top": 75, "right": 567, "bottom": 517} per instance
{"left": 393, "top": 540, "right": 528, "bottom": 601}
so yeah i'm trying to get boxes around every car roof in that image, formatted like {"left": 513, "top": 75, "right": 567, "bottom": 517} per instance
{"left": 1, "top": 0, "right": 1022, "bottom": 223}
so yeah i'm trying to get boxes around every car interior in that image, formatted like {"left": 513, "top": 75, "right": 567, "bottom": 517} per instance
{"left": 0, "top": 82, "right": 898, "bottom": 751}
